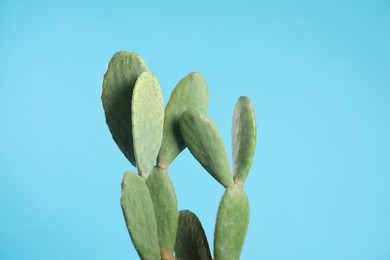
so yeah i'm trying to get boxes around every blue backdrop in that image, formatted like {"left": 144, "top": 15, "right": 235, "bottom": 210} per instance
{"left": 1, "top": 0, "right": 389, "bottom": 259}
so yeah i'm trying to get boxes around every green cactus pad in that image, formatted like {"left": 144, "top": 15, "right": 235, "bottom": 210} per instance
{"left": 232, "top": 96, "right": 256, "bottom": 184}
{"left": 132, "top": 71, "right": 164, "bottom": 178}
{"left": 180, "top": 109, "right": 233, "bottom": 187}
{"left": 214, "top": 184, "right": 250, "bottom": 260}
{"left": 120, "top": 171, "right": 160, "bottom": 260}
{"left": 175, "top": 210, "right": 212, "bottom": 260}
{"left": 146, "top": 167, "right": 178, "bottom": 258}
{"left": 157, "top": 72, "right": 208, "bottom": 168}
{"left": 102, "top": 52, "right": 149, "bottom": 166}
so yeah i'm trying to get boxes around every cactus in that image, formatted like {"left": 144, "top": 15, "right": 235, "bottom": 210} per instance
{"left": 175, "top": 210, "right": 212, "bottom": 260}
{"left": 146, "top": 167, "right": 178, "bottom": 258}
{"left": 102, "top": 51, "right": 257, "bottom": 260}
{"left": 121, "top": 172, "right": 160, "bottom": 260}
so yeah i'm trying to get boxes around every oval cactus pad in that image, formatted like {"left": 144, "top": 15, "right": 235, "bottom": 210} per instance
{"left": 132, "top": 71, "right": 164, "bottom": 178}
{"left": 120, "top": 172, "right": 160, "bottom": 260}
{"left": 214, "top": 184, "right": 250, "bottom": 260}
{"left": 102, "top": 52, "right": 149, "bottom": 166}
{"left": 179, "top": 109, "right": 233, "bottom": 187}
{"left": 175, "top": 210, "right": 212, "bottom": 260}
{"left": 232, "top": 96, "right": 256, "bottom": 184}
{"left": 157, "top": 72, "right": 208, "bottom": 167}
{"left": 146, "top": 167, "right": 178, "bottom": 258}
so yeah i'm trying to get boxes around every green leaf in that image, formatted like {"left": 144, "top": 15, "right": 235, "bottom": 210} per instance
{"left": 132, "top": 71, "right": 164, "bottom": 177}
{"left": 232, "top": 96, "right": 256, "bottom": 184}
{"left": 180, "top": 109, "right": 233, "bottom": 187}
{"left": 102, "top": 52, "right": 148, "bottom": 166}
{"left": 146, "top": 167, "right": 178, "bottom": 258}
{"left": 214, "top": 184, "right": 249, "bottom": 260}
{"left": 120, "top": 172, "right": 160, "bottom": 260}
{"left": 157, "top": 72, "right": 208, "bottom": 167}
{"left": 175, "top": 210, "right": 212, "bottom": 260}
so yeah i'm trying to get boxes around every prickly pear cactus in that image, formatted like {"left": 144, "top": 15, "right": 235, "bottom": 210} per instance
{"left": 102, "top": 51, "right": 256, "bottom": 260}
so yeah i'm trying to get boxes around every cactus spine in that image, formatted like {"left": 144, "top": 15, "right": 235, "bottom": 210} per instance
{"left": 102, "top": 52, "right": 256, "bottom": 259}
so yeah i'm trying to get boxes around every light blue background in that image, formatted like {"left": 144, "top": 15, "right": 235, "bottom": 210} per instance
{"left": 1, "top": 0, "right": 390, "bottom": 259}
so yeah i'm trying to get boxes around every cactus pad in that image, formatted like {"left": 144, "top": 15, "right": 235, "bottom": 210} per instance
{"left": 132, "top": 71, "right": 164, "bottom": 178}
{"left": 120, "top": 171, "right": 160, "bottom": 260}
{"left": 180, "top": 109, "right": 233, "bottom": 187}
{"left": 214, "top": 184, "right": 249, "bottom": 260}
{"left": 146, "top": 167, "right": 178, "bottom": 258}
{"left": 232, "top": 96, "right": 256, "bottom": 184}
{"left": 175, "top": 210, "right": 212, "bottom": 260}
{"left": 157, "top": 72, "right": 208, "bottom": 167}
{"left": 102, "top": 52, "right": 148, "bottom": 166}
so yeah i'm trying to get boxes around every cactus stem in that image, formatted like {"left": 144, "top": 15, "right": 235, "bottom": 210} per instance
{"left": 225, "top": 179, "right": 236, "bottom": 189}
{"left": 157, "top": 161, "right": 169, "bottom": 170}
{"left": 160, "top": 249, "right": 176, "bottom": 260}
{"left": 233, "top": 176, "right": 244, "bottom": 187}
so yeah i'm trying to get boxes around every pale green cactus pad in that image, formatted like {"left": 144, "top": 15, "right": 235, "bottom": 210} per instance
{"left": 214, "top": 184, "right": 250, "bottom": 260}
{"left": 120, "top": 172, "right": 160, "bottom": 260}
{"left": 132, "top": 71, "right": 164, "bottom": 178}
{"left": 102, "top": 52, "right": 148, "bottom": 166}
{"left": 157, "top": 72, "right": 208, "bottom": 168}
{"left": 146, "top": 167, "right": 178, "bottom": 258}
{"left": 232, "top": 96, "right": 257, "bottom": 184}
{"left": 175, "top": 210, "right": 212, "bottom": 260}
{"left": 179, "top": 109, "right": 233, "bottom": 187}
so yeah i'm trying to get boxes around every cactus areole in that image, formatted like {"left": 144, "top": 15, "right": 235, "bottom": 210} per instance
{"left": 102, "top": 51, "right": 257, "bottom": 260}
